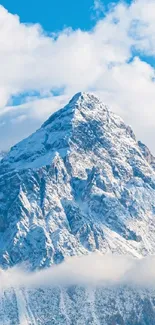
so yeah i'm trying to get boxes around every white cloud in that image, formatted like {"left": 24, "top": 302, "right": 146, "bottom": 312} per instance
{"left": 1, "top": 253, "right": 155, "bottom": 290}
{"left": 0, "top": 1, "right": 155, "bottom": 152}
{"left": 0, "top": 94, "right": 68, "bottom": 150}
{"left": 92, "top": 0, "right": 105, "bottom": 19}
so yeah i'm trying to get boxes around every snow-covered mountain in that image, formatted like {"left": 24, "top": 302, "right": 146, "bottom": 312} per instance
{"left": 1, "top": 92, "right": 155, "bottom": 268}
{"left": 1, "top": 92, "right": 155, "bottom": 324}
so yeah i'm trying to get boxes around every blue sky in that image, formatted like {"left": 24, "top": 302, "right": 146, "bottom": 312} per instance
{"left": 0, "top": 0, "right": 155, "bottom": 153}
{"left": 0, "top": 0, "right": 131, "bottom": 31}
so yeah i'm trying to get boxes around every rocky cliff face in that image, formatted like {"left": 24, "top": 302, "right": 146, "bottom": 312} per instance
{"left": 1, "top": 92, "right": 155, "bottom": 324}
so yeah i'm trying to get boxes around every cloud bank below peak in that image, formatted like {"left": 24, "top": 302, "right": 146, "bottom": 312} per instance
{"left": 0, "top": 0, "right": 155, "bottom": 152}
{"left": 1, "top": 253, "right": 155, "bottom": 291}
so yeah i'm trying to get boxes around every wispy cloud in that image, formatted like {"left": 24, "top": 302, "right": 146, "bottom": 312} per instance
{"left": 1, "top": 253, "right": 155, "bottom": 290}
{"left": 91, "top": 0, "right": 105, "bottom": 19}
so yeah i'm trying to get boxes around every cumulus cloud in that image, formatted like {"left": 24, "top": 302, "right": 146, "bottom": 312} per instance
{"left": 0, "top": 94, "right": 68, "bottom": 150}
{"left": 0, "top": 1, "right": 155, "bottom": 152}
{"left": 1, "top": 253, "right": 155, "bottom": 291}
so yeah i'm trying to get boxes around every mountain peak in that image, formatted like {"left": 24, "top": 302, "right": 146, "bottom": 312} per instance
{"left": 0, "top": 92, "right": 155, "bottom": 269}
{"left": 0, "top": 92, "right": 140, "bottom": 174}
{"left": 68, "top": 91, "right": 102, "bottom": 106}
{"left": 42, "top": 91, "right": 106, "bottom": 129}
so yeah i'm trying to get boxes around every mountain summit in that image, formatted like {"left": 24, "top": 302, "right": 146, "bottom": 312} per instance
{"left": 0, "top": 92, "right": 135, "bottom": 172}
{"left": 0, "top": 92, "right": 155, "bottom": 269}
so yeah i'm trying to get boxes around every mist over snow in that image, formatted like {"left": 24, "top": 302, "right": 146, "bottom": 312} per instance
{"left": 1, "top": 253, "right": 155, "bottom": 291}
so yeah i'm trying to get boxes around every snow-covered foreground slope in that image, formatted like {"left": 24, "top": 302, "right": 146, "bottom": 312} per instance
{"left": 1, "top": 286, "right": 155, "bottom": 325}
{"left": 1, "top": 92, "right": 155, "bottom": 324}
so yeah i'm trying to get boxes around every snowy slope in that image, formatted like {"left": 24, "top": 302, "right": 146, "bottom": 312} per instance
{"left": 0, "top": 92, "right": 155, "bottom": 269}
{"left": 1, "top": 286, "right": 155, "bottom": 325}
